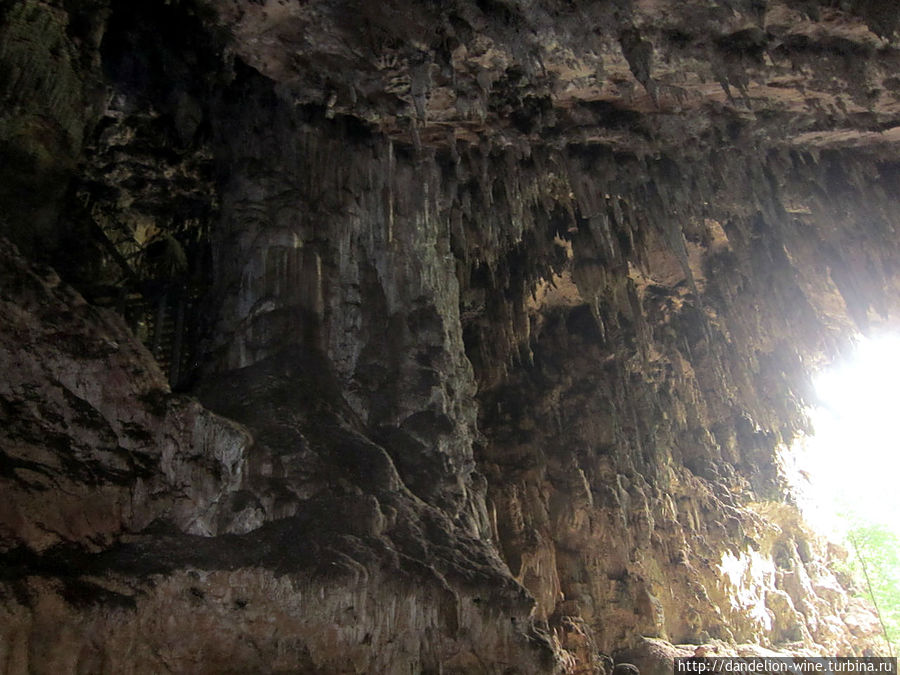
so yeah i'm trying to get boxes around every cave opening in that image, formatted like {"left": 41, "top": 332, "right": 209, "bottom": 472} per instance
{"left": 795, "top": 334, "right": 900, "bottom": 537}
{"left": 791, "top": 334, "right": 900, "bottom": 654}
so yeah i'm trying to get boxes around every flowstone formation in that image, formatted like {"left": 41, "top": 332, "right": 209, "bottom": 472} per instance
{"left": 2, "top": 0, "right": 899, "bottom": 672}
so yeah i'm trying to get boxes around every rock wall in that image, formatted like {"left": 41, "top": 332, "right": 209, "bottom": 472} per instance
{"left": 2, "top": 0, "right": 899, "bottom": 672}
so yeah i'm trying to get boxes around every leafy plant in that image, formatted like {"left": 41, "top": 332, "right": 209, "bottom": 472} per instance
{"left": 842, "top": 519, "right": 900, "bottom": 657}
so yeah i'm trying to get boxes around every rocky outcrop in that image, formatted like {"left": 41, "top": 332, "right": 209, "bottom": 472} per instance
{"left": 2, "top": 0, "right": 899, "bottom": 672}
{"left": 0, "top": 238, "right": 250, "bottom": 546}
{"left": 0, "top": 235, "right": 554, "bottom": 673}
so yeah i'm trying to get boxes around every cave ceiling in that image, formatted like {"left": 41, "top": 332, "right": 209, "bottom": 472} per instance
{"left": 202, "top": 0, "right": 900, "bottom": 153}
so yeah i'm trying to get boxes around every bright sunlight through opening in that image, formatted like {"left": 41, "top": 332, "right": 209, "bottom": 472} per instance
{"left": 791, "top": 334, "right": 900, "bottom": 538}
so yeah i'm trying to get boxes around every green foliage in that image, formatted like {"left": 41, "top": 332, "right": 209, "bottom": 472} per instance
{"left": 843, "top": 518, "right": 900, "bottom": 656}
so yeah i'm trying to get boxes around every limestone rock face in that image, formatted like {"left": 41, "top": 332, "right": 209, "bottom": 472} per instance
{"left": 0, "top": 238, "right": 250, "bottom": 546}
{"left": 2, "top": 0, "right": 899, "bottom": 672}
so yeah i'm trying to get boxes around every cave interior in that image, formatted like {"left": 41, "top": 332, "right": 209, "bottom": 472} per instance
{"left": 1, "top": 0, "right": 900, "bottom": 672}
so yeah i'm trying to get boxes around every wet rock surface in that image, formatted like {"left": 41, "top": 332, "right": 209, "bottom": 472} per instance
{"left": 2, "top": 0, "right": 899, "bottom": 672}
